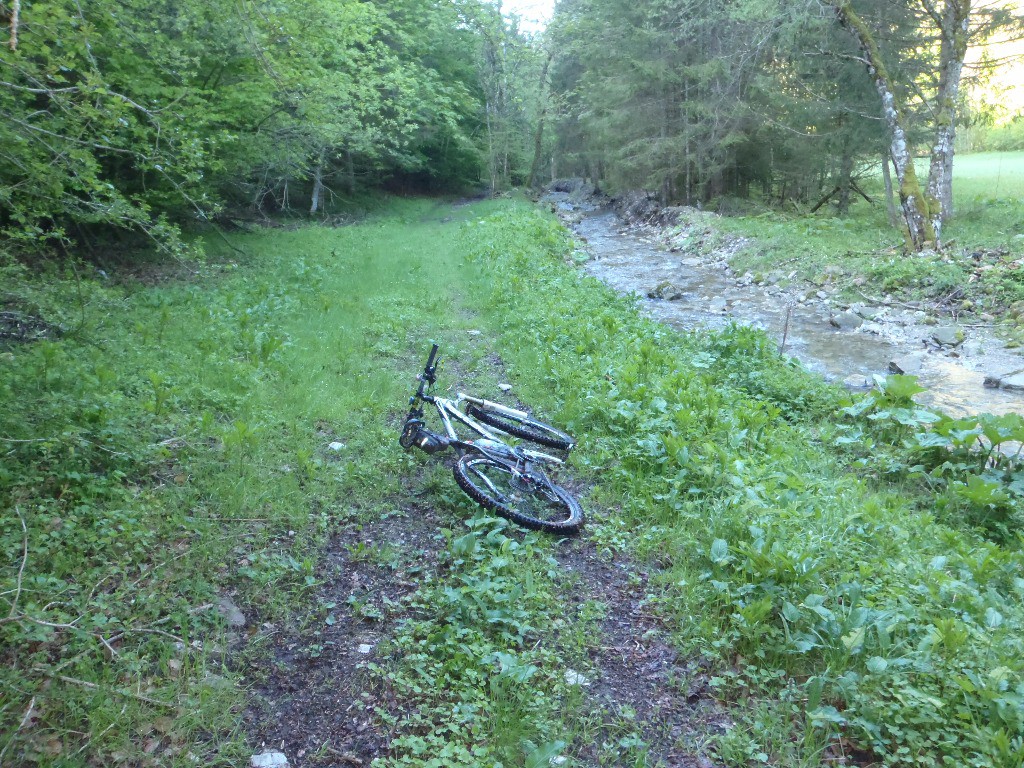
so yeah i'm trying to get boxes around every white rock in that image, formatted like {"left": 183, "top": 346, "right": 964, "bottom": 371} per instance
{"left": 217, "top": 597, "right": 247, "bottom": 629}
{"left": 498, "top": 383, "right": 513, "bottom": 392}
{"left": 328, "top": 441, "right": 345, "bottom": 452}
{"left": 564, "top": 669, "right": 590, "bottom": 687}
{"left": 843, "top": 374, "right": 872, "bottom": 389}
{"left": 466, "top": 329, "right": 482, "bottom": 336}
{"left": 357, "top": 643, "right": 374, "bottom": 654}
{"left": 251, "top": 752, "right": 289, "bottom": 768}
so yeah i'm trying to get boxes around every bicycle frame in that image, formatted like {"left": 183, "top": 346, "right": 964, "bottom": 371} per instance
{"left": 402, "top": 343, "right": 562, "bottom": 466}
{"left": 400, "top": 344, "right": 584, "bottom": 534}
{"left": 428, "top": 393, "right": 563, "bottom": 466}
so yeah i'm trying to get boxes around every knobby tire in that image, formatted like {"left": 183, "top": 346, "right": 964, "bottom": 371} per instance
{"left": 452, "top": 455, "right": 583, "bottom": 534}
{"left": 466, "top": 404, "right": 575, "bottom": 451}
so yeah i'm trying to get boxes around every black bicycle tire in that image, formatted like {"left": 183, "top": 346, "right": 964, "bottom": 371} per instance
{"left": 466, "top": 404, "right": 575, "bottom": 451}
{"left": 452, "top": 455, "right": 583, "bottom": 534}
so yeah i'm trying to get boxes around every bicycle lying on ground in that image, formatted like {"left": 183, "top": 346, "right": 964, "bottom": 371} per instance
{"left": 399, "top": 343, "right": 583, "bottom": 534}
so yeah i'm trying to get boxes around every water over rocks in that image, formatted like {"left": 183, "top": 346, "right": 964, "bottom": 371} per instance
{"left": 544, "top": 185, "right": 1023, "bottom": 417}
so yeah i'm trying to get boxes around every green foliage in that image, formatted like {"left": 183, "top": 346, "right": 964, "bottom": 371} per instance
{"left": 837, "top": 378, "right": 1024, "bottom": 541}
{"left": 461, "top": 204, "right": 1024, "bottom": 767}
{"left": 0, "top": 198, "right": 506, "bottom": 763}
{"left": 864, "top": 256, "right": 967, "bottom": 298}
{"left": 714, "top": 152, "right": 1024, "bottom": 317}
{"left": 1, "top": 0, "right": 536, "bottom": 252}
{"left": 371, "top": 518, "right": 575, "bottom": 767}
{"left": 4, "top": 195, "right": 1022, "bottom": 766}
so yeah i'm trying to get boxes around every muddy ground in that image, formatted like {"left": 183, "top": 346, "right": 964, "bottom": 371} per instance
{"left": 241, "top": 474, "right": 743, "bottom": 768}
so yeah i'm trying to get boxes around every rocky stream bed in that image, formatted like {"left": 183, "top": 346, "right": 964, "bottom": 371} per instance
{"left": 547, "top": 187, "right": 1024, "bottom": 418}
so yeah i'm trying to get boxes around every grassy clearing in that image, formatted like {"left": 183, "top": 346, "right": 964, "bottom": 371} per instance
{"left": 2, "top": 197, "right": 1023, "bottom": 767}
{"left": 710, "top": 151, "right": 1024, "bottom": 333}
{"left": 0, "top": 197, "right": 514, "bottom": 764}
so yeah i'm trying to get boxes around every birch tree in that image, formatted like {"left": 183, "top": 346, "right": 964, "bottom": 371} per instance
{"left": 829, "top": 0, "right": 936, "bottom": 250}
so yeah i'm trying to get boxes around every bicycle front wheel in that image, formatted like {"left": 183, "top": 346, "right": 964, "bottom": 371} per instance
{"left": 453, "top": 455, "right": 583, "bottom": 534}
{"left": 466, "top": 404, "right": 575, "bottom": 451}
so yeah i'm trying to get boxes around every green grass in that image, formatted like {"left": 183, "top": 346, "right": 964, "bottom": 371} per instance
{"left": 710, "top": 151, "right": 1024, "bottom": 322}
{"left": 951, "top": 152, "right": 1024, "bottom": 199}
{"left": 0, "top": 197, "right": 525, "bottom": 765}
{"left": 459, "top": 208, "right": 1024, "bottom": 767}
{"left": 2, "top": 197, "right": 1023, "bottom": 767}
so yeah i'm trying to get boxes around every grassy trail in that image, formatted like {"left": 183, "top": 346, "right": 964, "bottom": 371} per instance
{"left": 2, "top": 197, "right": 1022, "bottom": 767}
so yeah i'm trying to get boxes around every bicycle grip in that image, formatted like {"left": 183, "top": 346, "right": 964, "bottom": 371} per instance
{"left": 425, "top": 343, "right": 439, "bottom": 372}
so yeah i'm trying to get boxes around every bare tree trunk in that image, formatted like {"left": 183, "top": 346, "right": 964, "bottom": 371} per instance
{"left": 345, "top": 148, "right": 355, "bottom": 194}
{"left": 925, "top": 0, "right": 971, "bottom": 244}
{"left": 882, "top": 154, "right": 899, "bottom": 227}
{"left": 485, "top": 101, "right": 497, "bottom": 193}
{"left": 833, "top": 1, "right": 935, "bottom": 251}
{"left": 527, "top": 52, "right": 554, "bottom": 190}
{"left": 837, "top": 122, "right": 853, "bottom": 215}
{"left": 310, "top": 148, "right": 325, "bottom": 214}
{"left": 9, "top": 0, "right": 20, "bottom": 50}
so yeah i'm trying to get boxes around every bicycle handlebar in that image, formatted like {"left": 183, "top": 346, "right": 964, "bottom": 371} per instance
{"left": 425, "top": 343, "right": 439, "bottom": 378}
{"left": 412, "top": 343, "right": 440, "bottom": 404}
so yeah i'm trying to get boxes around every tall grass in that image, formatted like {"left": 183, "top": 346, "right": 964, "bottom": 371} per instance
{"left": 0, "top": 198, "right": 510, "bottom": 764}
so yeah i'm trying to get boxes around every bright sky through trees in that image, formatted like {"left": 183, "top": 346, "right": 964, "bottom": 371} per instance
{"left": 500, "top": 0, "right": 555, "bottom": 30}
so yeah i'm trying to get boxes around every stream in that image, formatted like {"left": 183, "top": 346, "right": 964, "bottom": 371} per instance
{"left": 557, "top": 199, "right": 1023, "bottom": 418}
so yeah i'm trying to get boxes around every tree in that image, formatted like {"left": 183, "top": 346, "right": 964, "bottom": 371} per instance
{"left": 826, "top": 0, "right": 1023, "bottom": 247}
{"left": 829, "top": 0, "right": 937, "bottom": 249}
{"left": 0, "top": 0, "right": 507, "bottom": 255}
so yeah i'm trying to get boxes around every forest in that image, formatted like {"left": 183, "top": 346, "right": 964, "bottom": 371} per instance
{"left": 3, "top": 0, "right": 1023, "bottom": 254}
{"left": 2, "top": 1, "right": 1024, "bottom": 767}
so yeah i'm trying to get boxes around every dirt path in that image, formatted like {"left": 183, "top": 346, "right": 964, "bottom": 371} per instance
{"left": 243, "top": 512, "right": 730, "bottom": 767}
{"left": 243, "top": 499, "right": 447, "bottom": 765}
{"left": 556, "top": 540, "right": 730, "bottom": 767}
{"left": 241, "top": 345, "right": 730, "bottom": 766}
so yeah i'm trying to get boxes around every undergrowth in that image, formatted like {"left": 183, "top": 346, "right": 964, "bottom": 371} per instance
{"left": 711, "top": 152, "right": 1024, "bottom": 323}
{"left": 464, "top": 205, "right": 1024, "bottom": 767}
{"left": 2, "top": 196, "right": 1021, "bottom": 767}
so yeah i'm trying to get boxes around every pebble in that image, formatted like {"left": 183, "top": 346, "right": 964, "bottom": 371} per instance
{"left": 889, "top": 354, "right": 924, "bottom": 375}
{"left": 357, "top": 643, "right": 374, "bottom": 654}
{"left": 251, "top": 752, "right": 289, "bottom": 768}
{"left": 931, "top": 326, "right": 964, "bottom": 347}
{"left": 498, "top": 383, "right": 513, "bottom": 392}
{"left": 1002, "top": 372, "right": 1024, "bottom": 392}
{"left": 843, "top": 374, "right": 872, "bottom": 389}
{"left": 328, "top": 441, "right": 345, "bottom": 452}
{"left": 830, "top": 311, "right": 863, "bottom": 331}
{"left": 564, "top": 669, "right": 591, "bottom": 686}
{"left": 217, "top": 597, "right": 247, "bottom": 629}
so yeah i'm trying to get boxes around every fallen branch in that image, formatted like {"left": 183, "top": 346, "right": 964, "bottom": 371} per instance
{"left": 0, "top": 696, "right": 35, "bottom": 764}
{"left": 37, "top": 671, "right": 177, "bottom": 709}
{"left": 856, "top": 290, "right": 927, "bottom": 311}
{"left": 7, "top": 507, "right": 27, "bottom": 619}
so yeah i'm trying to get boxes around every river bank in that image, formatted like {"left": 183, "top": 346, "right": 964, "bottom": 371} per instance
{"left": 548, "top": 185, "right": 1024, "bottom": 417}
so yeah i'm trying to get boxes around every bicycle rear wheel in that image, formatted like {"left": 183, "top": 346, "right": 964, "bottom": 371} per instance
{"left": 466, "top": 404, "right": 575, "bottom": 451}
{"left": 452, "top": 455, "right": 583, "bottom": 534}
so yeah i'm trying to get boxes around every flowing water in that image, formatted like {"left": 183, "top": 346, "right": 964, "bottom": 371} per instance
{"left": 562, "top": 203, "right": 1023, "bottom": 418}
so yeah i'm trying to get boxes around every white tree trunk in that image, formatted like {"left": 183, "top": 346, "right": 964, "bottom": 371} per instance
{"left": 834, "top": 1, "right": 935, "bottom": 250}
{"left": 310, "top": 149, "right": 325, "bottom": 215}
{"left": 925, "top": 1, "right": 971, "bottom": 245}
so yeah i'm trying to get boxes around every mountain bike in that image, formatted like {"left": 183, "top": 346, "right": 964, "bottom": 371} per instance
{"left": 399, "top": 343, "right": 583, "bottom": 534}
